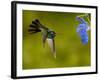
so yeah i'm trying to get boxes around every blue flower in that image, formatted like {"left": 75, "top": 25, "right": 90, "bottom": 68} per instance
{"left": 76, "top": 17, "right": 90, "bottom": 44}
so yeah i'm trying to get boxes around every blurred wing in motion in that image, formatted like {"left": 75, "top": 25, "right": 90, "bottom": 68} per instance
{"left": 34, "top": 19, "right": 49, "bottom": 47}
{"left": 41, "top": 30, "right": 48, "bottom": 47}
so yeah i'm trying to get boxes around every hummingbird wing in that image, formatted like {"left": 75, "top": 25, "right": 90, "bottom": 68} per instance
{"left": 29, "top": 19, "right": 50, "bottom": 46}
{"left": 47, "top": 38, "right": 56, "bottom": 58}
{"left": 34, "top": 19, "right": 49, "bottom": 47}
{"left": 41, "top": 30, "right": 48, "bottom": 47}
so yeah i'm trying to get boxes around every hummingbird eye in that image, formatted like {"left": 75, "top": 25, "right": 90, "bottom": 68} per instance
{"left": 51, "top": 32, "right": 54, "bottom": 34}
{"left": 50, "top": 31, "right": 56, "bottom": 35}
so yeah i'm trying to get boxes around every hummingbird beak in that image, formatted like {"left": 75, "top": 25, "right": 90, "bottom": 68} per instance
{"left": 47, "top": 38, "right": 56, "bottom": 58}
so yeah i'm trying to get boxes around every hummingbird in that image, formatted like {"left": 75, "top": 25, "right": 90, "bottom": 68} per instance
{"left": 28, "top": 19, "right": 56, "bottom": 58}
{"left": 76, "top": 14, "right": 90, "bottom": 44}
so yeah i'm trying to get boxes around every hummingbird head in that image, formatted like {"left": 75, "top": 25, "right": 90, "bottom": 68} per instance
{"left": 47, "top": 30, "right": 56, "bottom": 39}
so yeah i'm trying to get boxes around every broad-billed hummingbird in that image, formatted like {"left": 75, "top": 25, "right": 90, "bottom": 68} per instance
{"left": 28, "top": 19, "right": 56, "bottom": 58}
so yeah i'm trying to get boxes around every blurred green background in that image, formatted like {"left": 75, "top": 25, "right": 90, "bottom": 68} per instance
{"left": 22, "top": 10, "right": 91, "bottom": 70}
